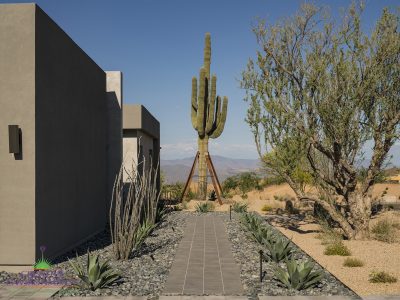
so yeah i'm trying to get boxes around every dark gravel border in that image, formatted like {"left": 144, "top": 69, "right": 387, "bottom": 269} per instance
{"left": 223, "top": 211, "right": 360, "bottom": 299}
{"left": 1, "top": 211, "right": 190, "bottom": 299}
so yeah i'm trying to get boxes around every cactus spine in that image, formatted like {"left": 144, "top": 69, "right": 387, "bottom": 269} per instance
{"left": 191, "top": 33, "right": 228, "bottom": 200}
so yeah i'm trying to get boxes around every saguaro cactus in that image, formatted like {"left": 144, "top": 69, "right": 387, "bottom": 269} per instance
{"left": 191, "top": 33, "right": 228, "bottom": 200}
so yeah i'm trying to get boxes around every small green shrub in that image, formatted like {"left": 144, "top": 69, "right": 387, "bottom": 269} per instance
{"left": 371, "top": 219, "right": 398, "bottom": 243}
{"left": 195, "top": 201, "right": 215, "bottom": 213}
{"left": 273, "top": 195, "right": 279, "bottom": 201}
{"left": 232, "top": 202, "right": 248, "bottom": 213}
{"left": 274, "top": 257, "right": 324, "bottom": 290}
{"left": 261, "top": 204, "right": 273, "bottom": 212}
{"left": 324, "top": 242, "right": 351, "bottom": 256}
{"left": 369, "top": 271, "right": 397, "bottom": 283}
{"left": 241, "top": 193, "right": 248, "bottom": 199}
{"left": 343, "top": 257, "right": 364, "bottom": 267}
{"left": 68, "top": 251, "right": 120, "bottom": 291}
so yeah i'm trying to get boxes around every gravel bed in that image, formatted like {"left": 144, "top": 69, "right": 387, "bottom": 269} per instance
{"left": 224, "top": 212, "right": 360, "bottom": 299}
{"left": 0, "top": 211, "right": 189, "bottom": 299}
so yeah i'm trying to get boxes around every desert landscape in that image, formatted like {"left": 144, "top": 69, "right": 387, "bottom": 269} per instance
{"left": 179, "top": 182, "right": 400, "bottom": 296}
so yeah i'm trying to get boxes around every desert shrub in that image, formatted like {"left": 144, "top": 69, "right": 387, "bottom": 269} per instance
{"left": 324, "top": 241, "right": 351, "bottom": 256}
{"left": 343, "top": 257, "right": 364, "bottom": 267}
{"left": 285, "top": 200, "right": 299, "bottom": 214}
{"left": 369, "top": 271, "right": 397, "bottom": 283}
{"left": 261, "top": 204, "right": 273, "bottom": 212}
{"left": 195, "top": 201, "right": 215, "bottom": 213}
{"left": 223, "top": 172, "right": 262, "bottom": 196}
{"left": 208, "top": 190, "right": 217, "bottom": 201}
{"left": 371, "top": 219, "right": 398, "bottom": 243}
{"left": 232, "top": 202, "right": 248, "bottom": 213}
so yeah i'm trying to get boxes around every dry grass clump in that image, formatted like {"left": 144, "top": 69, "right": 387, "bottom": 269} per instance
{"left": 261, "top": 204, "right": 273, "bottom": 212}
{"left": 343, "top": 257, "right": 364, "bottom": 267}
{"left": 371, "top": 218, "right": 399, "bottom": 243}
{"left": 369, "top": 271, "right": 398, "bottom": 283}
{"left": 324, "top": 241, "right": 351, "bottom": 256}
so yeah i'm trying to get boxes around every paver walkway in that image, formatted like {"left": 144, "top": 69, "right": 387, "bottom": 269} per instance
{"left": 163, "top": 214, "right": 243, "bottom": 296}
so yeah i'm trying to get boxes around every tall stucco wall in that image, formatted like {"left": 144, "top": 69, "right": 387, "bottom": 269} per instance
{"left": 106, "top": 71, "right": 123, "bottom": 210}
{"left": 34, "top": 6, "right": 107, "bottom": 261}
{"left": 0, "top": 3, "right": 36, "bottom": 265}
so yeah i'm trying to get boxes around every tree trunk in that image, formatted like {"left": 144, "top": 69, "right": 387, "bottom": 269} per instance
{"left": 198, "top": 136, "right": 209, "bottom": 200}
{"left": 347, "top": 192, "right": 372, "bottom": 240}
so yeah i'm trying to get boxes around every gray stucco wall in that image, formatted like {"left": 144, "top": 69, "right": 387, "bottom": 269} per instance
{"left": 34, "top": 6, "right": 107, "bottom": 261}
{"left": 0, "top": 3, "right": 36, "bottom": 265}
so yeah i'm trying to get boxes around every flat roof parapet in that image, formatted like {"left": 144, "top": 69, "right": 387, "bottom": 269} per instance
{"left": 123, "top": 104, "right": 160, "bottom": 139}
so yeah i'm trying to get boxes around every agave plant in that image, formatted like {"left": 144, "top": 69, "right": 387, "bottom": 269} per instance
{"left": 232, "top": 202, "right": 248, "bottom": 213}
{"left": 274, "top": 257, "right": 324, "bottom": 290}
{"left": 264, "top": 236, "right": 294, "bottom": 262}
{"left": 133, "top": 220, "right": 156, "bottom": 250}
{"left": 195, "top": 201, "right": 215, "bottom": 213}
{"left": 68, "top": 251, "right": 120, "bottom": 291}
{"left": 240, "top": 212, "right": 263, "bottom": 232}
{"left": 251, "top": 226, "right": 276, "bottom": 245}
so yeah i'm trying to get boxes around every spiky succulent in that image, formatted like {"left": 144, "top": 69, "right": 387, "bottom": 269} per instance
{"left": 274, "top": 257, "right": 324, "bottom": 290}
{"left": 264, "top": 237, "right": 294, "bottom": 263}
{"left": 68, "top": 251, "right": 120, "bottom": 291}
{"left": 133, "top": 220, "right": 156, "bottom": 250}
{"left": 195, "top": 201, "right": 215, "bottom": 213}
{"left": 232, "top": 202, "right": 248, "bottom": 213}
{"left": 239, "top": 212, "right": 263, "bottom": 232}
{"left": 251, "top": 226, "right": 276, "bottom": 245}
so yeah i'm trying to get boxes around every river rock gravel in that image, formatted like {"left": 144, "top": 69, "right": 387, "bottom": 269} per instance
{"left": 224, "top": 211, "right": 360, "bottom": 299}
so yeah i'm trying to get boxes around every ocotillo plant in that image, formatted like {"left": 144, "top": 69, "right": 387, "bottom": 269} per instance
{"left": 191, "top": 33, "right": 228, "bottom": 199}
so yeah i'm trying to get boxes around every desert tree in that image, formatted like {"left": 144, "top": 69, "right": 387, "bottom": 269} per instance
{"left": 241, "top": 3, "right": 399, "bottom": 239}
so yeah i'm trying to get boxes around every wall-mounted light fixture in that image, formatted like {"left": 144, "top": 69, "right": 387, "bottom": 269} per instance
{"left": 8, "top": 125, "right": 20, "bottom": 154}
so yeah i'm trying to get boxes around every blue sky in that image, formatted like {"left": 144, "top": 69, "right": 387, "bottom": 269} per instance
{"left": 2, "top": 0, "right": 398, "bottom": 159}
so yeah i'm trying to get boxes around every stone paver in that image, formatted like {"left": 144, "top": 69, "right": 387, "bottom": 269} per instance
{"left": 163, "top": 215, "right": 244, "bottom": 296}
{"left": 258, "top": 297, "right": 358, "bottom": 300}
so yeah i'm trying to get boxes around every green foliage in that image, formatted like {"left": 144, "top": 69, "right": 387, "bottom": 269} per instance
{"left": 369, "top": 271, "right": 397, "bottom": 283}
{"left": 133, "top": 220, "right": 156, "bottom": 250}
{"left": 274, "top": 257, "right": 324, "bottom": 290}
{"left": 324, "top": 242, "right": 351, "bottom": 256}
{"left": 264, "top": 237, "right": 294, "bottom": 263}
{"left": 223, "top": 172, "right": 262, "bottom": 196}
{"left": 263, "top": 175, "right": 286, "bottom": 186}
{"left": 232, "top": 202, "right": 248, "bottom": 213}
{"left": 250, "top": 225, "right": 276, "bottom": 245}
{"left": 155, "top": 201, "right": 167, "bottom": 223}
{"left": 68, "top": 251, "right": 120, "bottom": 291}
{"left": 241, "top": 2, "right": 400, "bottom": 240}
{"left": 343, "top": 258, "right": 364, "bottom": 267}
{"left": 239, "top": 212, "right": 263, "bottom": 232}
{"left": 357, "top": 168, "right": 386, "bottom": 183}
{"left": 371, "top": 219, "right": 398, "bottom": 243}
{"left": 195, "top": 201, "right": 215, "bottom": 213}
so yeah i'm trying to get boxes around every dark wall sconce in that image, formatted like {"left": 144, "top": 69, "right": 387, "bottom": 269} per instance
{"left": 8, "top": 125, "right": 20, "bottom": 154}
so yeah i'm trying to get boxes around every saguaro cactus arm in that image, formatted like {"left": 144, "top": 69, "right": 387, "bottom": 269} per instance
{"left": 204, "top": 33, "right": 211, "bottom": 79}
{"left": 191, "top": 77, "right": 198, "bottom": 130}
{"left": 210, "top": 96, "right": 228, "bottom": 139}
{"left": 205, "top": 75, "right": 217, "bottom": 133}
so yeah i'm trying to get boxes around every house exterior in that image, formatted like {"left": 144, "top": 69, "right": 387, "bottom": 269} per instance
{"left": 0, "top": 3, "right": 158, "bottom": 268}
{"left": 123, "top": 104, "right": 160, "bottom": 187}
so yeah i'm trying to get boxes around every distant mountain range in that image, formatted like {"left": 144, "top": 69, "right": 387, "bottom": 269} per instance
{"left": 161, "top": 155, "right": 262, "bottom": 184}
{"left": 161, "top": 144, "right": 400, "bottom": 184}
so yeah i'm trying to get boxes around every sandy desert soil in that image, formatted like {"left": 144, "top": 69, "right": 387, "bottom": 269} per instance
{"left": 183, "top": 182, "right": 400, "bottom": 296}
{"left": 270, "top": 211, "right": 400, "bottom": 296}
